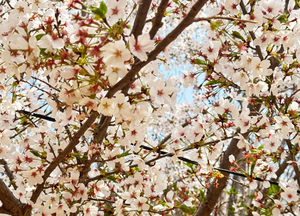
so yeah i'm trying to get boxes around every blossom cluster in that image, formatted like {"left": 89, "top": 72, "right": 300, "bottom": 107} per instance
{"left": 0, "top": 0, "right": 300, "bottom": 216}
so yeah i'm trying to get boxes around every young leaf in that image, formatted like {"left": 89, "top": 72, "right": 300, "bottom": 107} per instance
{"left": 35, "top": 34, "right": 45, "bottom": 41}
{"left": 179, "top": 204, "right": 194, "bottom": 214}
{"left": 232, "top": 31, "right": 245, "bottom": 41}
{"left": 89, "top": 1, "right": 107, "bottom": 19}
{"left": 99, "top": 1, "right": 107, "bottom": 18}
{"left": 205, "top": 80, "right": 222, "bottom": 86}
{"left": 30, "top": 150, "right": 41, "bottom": 157}
{"left": 194, "top": 59, "right": 206, "bottom": 65}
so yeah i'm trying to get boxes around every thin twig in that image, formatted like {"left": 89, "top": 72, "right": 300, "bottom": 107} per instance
{"left": 194, "top": 16, "right": 258, "bottom": 24}
{"left": 31, "top": 76, "right": 61, "bottom": 92}
{"left": 5, "top": 0, "right": 13, "bottom": 9}
{"left": 48, "top": 143, "right": 64, "bottom": 173}
{"left": 30, "top": 111, "right": 99, "bottom": 203}
{"left": 149, "top": 0, "right": 169, "bottom": 39}
{"left": 0, "top": 159, "right": 17, "bottom": 190}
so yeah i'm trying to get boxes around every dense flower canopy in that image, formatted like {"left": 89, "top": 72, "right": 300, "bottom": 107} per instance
{"left": 1, "top": 0, "right": 300, "bottom": 216}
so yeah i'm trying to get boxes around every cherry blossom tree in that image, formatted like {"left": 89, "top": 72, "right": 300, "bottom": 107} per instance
{"left": 0, "top": 0, "right": 300, "bottom": 215}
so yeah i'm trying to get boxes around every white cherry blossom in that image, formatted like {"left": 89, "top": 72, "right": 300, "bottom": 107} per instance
{"left": 129, "top": 33, "right": 155, "bottom": 61}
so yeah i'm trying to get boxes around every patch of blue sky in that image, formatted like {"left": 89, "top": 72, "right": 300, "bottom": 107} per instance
{"left": 158, "top": 60, "right": 192, "bottom": 103}
{"left": 157, "top": 23, "right": 206, "bottom": 104}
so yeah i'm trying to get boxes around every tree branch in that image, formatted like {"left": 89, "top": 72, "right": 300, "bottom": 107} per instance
{"left": 286, "top": 139, "right": 300, "bottom": 185}
{"left": 79, "top": 115, "right": 112, "bottom": 183}
{"left": 0, "top": 159, "right": 17, "bottom": 190}
{"left": 131, "top": 0, "right": 152, "bottom": 38}
{"left": 0, "top": 179, "right": 27, "bottom": 216}
{"left": 149, "top": 0, "right": 169, "bottom": 39}
{"left": 30, "top": 111, "right": 99, "bottom": 203}
{"left": 194, "top": 130, "right": 250, "bottom": 216}
{"left": 26, "top": 0, "right": 208, "bottom": 208}
{"left": 194, "top": 16, "right": 258, "bottom": 24}
{"left": 158, "top": 115, "right": 197, "bottom": 147}
{"left": 107, "top": 0, "right": 209, "bottom": 99}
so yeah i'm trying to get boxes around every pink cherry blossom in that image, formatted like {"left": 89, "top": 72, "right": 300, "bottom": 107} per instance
{"left": 106, "top": 0, "right": 127, "bottom": 24}
{"left": 129, "top": 33, "right": 155, "bottom": 61}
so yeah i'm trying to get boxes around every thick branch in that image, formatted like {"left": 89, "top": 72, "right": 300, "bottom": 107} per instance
{"left": 273, "top": 160, "right": 288, "bottom": 181}
{"left": 149, "top": 0, "right": 169, "bottom": 39}
{"left": 195, "top": 0, "right": 287, "bottom": 213}
{"left": 194, "top": 132, "right": 250, "bottom": 216}
{"left": 94, "top": 116, "right": 112, "bottom": 143}
{"left": 286, "top": 139, "right": 300, "bottom": 185}
{"left": 0, "top": 159, "right": 17, "bottom": 190}
{"left": 36, "top": 0, "right": 208, "bottom": 199}
{"left": 79, "top": 116, "right": 112, "bottom": 183}
{"left": 31, "top": 0, "right": 208, "bottom": 207}
{"left": 30, "top": 111, "right": 99, "bottom": 203}
{"left": 131, "top": 0, "right": 152, "bottom": 37}
{"left": 0, "top": 179, "right": 27, "bottom": 216}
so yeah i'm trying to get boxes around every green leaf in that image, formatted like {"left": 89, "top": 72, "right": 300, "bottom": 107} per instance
{"left": 268, "top": 184, "right": 280, "bottom": 195}
{"left": 117, "top": 150, "right": 131, "bottom": 158}
{"left": 71, "top": 153, "right": 87, "bottom": 161}
{"left": 228, "top": 206, "right": 235, "bottom": 213}
{"left": 30, "top": 150, "right": 41, "bottom": 157}
{"left": 198, "top": 188, "right": 207, "bottom": 202}
{"left": 184, "top": 162, "right": 194, "bottom": 169}
{"left": 226, "top": 187, "right": 238, "bottom": 195}
{"left": 205, "top": 79, "right": 221, "bottom": 86}
{"left": 179, "top": 204, "right": 194, "bottom": 214}
{"left": 106, "top": 175, "right": 117, "bottom": 183}
{"left": 12, "top": 92, "right": 16, "bottom": 103}
{"left": 172, "top": 183, "right": 178, "bottom": 190}
{"left": 40, "top": 48, "right": 46, "bottom": 55}
{"left": 89, "top": 6, "right": 100, "bottom": 16}
{"left": 231, "top": 31, "right": 245, "bottom": 41}
{"left": 194, "top": 59, "right": 206, "bottom": 65}
{"left": 90, "top": 94, "right": 96, "bottom": 99}
{"left": 210, "top": 20, "right": 221, "bottom": 31}
{"left": 248, "top": 194, "right": 255, "bottom": 199}
{"left": 257, "top": 145, "right": 264, "bottom": 150}
{"left": 89, "top": 1, "right": 107, "bottom": 19}
{"left": 277, "top": 14, "right": 288, "bottom": 23}
{"left": 250, "top": 162, "right": 256, "bottom": 175}
{"left": 35, "top": 34, "right": 45, "bottom": 41}
{"left": 99, "top": 1, "right": 107, "bottom": 17}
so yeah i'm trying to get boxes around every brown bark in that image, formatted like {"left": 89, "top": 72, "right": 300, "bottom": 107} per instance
{"left": 0, "top": 179, "right": 28, "bottom": 216}
{"left": 79, "top": 116, "right": 112, "bottom": 183}
{"left": 0, "top": 159, "right": 17, "bottom": 190}
{"left": 31, "top": 0, "right": 209, "bottom": 204}
{"left": 30, "top": 111, "right": 99, "bottom": 202}
{"left": 194, "top": 132, "right": 249, "bottom": 216}
{"left": 131, "top": 0, "right": 153, "bottom": 38}
{"left": 286, "top": 140, "right": 300, "bottom": 185}
{"left": 149, "top": 0, "right": 169, "bottom": 39}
